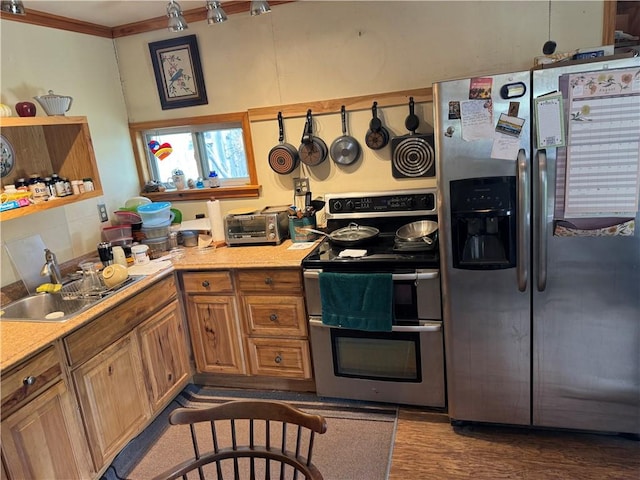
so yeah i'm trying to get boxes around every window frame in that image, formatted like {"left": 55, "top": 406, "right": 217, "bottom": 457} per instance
{"left": 129, "top": 111, "right": 260, "bottom": 201}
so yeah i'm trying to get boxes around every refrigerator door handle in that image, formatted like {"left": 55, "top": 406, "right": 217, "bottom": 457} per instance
{"left": 517, "top": 148, "right": 529, "bottom": 292}
{"left": 536, "top": 149, "right": 548, "bottom": 291}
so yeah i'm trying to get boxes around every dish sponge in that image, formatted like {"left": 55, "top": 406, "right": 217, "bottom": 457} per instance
{"left": 36, "top": 283, "right": 62, "bottom": 293}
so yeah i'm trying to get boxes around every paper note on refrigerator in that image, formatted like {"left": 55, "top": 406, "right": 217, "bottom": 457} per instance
{"left": 460, "top": 100, "right": 494, "bottom": 141}
{"left": 534, "top": 92, "right": 565, "bottom": 148}
{"left": 563, "top": 67, "right": 640, "bottom": 217}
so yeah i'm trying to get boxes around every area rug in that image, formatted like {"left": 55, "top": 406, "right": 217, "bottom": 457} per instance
{"left": 102, "top": 385, "right": 398, "bottom": 480}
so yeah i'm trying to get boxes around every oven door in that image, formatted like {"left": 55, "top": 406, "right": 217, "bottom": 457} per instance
{"left": 303, "top": 269, "right": 441, "bottom": 321}
{"left": 308, "top": 317, "right": 445, "bottom": 407}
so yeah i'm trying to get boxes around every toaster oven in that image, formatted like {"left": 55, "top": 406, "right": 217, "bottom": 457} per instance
{"left": 224, "top": 207, "right": 290, "bottom": 246}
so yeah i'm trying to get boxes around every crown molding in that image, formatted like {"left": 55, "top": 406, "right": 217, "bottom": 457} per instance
{"left": 0, "top": 1, "right": 294, "bottom": 39}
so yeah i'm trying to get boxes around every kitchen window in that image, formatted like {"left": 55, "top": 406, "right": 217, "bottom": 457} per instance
{"left": 129, "top": 112, "right": 259, "bottom": 201}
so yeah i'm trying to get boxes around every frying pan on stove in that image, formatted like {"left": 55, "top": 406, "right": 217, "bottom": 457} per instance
{"left": 304, "top": 222, "right": 379, "bottom": 247}
{"left": 391, "top": 97, "right": 436, "bottom": 178}
{"left": 268, "top": 112, "right": 299, "bottom": 174}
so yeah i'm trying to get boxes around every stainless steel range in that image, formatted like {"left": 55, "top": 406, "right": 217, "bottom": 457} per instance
{"left": 302, "top": 188, "right": 444, "bottom": 408}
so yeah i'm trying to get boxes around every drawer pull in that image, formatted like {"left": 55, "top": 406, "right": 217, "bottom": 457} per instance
{"left": 23, "top": 376, "right": 36, "bottom": 386}
{"left": 264, "top": 277, "right": 273, "bottom": 285}
{"left": 274, "top": 354, "right": 282, "bottom": 364}
{"left": 202, "top": 280, "right": 210, "bottom": 288}
{"left": 269, "top": 313, "right": 278, "bottom": 322}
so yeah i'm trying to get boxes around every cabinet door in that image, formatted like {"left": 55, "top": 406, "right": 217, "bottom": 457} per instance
{"left": 138, "top": 300, "right": 191, "bottom": 412}
{"left": 2, "top": 381, "right": 94, "bottom": 479}
{"left": 72, "top": 334, "right": 151, "bottom": 470}
{"left": 186, "top": 295, "right": 246, "bottom": 375}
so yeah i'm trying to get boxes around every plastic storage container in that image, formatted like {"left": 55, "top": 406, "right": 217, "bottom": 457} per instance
{"left": 142, "top": 236, "right": 169, "bottom": 259}
{"left": 140, "top": 225, "right": 170, "bottom": 240}
{"left": 137, "top": 202, "right": 174, "bottom": 227}
{"left": 102, "top": 224, "right": 132, "bottom": 243}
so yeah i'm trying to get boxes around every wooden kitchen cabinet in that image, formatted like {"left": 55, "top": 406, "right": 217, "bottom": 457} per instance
{"left": 0, "top": 116, "right": 103, "bottom": 222}
{"left": 72, "top": 333, "right": 150, "bottom": 468}
{"left": 1, "top": 344, "right": 93, "bottom": 479}
{"left": 64, "top": 274, "right": 190, "bottom": 473}
{"left": 238, "top": 269, "right": 312, "bottom": 380}
{"left": 181, "top": 268, "right": 313, "bottom": 388}
{"left": 137, "top": 299, "right": 191, "bottom": 411}
{"left": 182, "top": 271, "right": 246, "bottom": 375}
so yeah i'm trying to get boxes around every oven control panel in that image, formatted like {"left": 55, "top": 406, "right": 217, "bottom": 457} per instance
{"left": 325, "top": 188, "right": 437, "bottom": 218}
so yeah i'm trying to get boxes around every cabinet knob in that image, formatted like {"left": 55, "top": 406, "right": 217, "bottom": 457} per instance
{"left": 202, "top": 280, "right": 210, "bottom": 287}
{"left": 264, "top": 277, "right": 273, "bottom": 285}
{"left": 23, "top": 376, "right": 36, "bottom": 386}
{"left": 269, "top": 313, "right": 278, "bottom": 322}
{"left": 274, "top": 354, "right": 282, "bottom": 364}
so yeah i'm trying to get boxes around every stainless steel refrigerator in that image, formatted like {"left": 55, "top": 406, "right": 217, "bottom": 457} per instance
{"left": 434, "top": 56, "right": 640, "bottom": 435}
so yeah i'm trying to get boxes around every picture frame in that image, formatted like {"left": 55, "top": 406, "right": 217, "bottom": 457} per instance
{"left": 149, "top": 34, "right": 208, "bottom": 110}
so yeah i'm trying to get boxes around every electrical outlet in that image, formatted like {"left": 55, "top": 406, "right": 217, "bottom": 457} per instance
{"left": 293, "top": 177, "right": 310, "bottom": 196}
{"left": 97, "top": 203, "right": 109, "bottom": 223}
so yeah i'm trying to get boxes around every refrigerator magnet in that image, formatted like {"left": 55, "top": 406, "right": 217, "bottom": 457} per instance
{"left": 469, "top": 77, "right": 493, "bottom": 99}
{"left": 495, "top": 114, "right": 525, "bottom": 137}
{"left": 448, "top": 101, "right": 461, "bottom": 120}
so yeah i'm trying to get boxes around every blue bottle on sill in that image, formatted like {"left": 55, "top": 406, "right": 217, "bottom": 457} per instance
{"left": 208, "top": 171, "right": 220, "bottom": 188}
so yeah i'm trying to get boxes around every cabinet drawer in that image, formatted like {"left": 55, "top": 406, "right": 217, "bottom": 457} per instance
{"left": 65, "top": 275, "right": 176, "bottom": 367}
{"left": 245, "top": 338, "right": 312, "bottom": 379}
{"left": 236, "top": 269, "right": 302, "bottom": 293}
{"left": 182, "top": 271, "right": 233, "bottom": 293}
{"left": 1, "top": 345, "right": 62, "bottom": 415}
{"left": 242, "top": 295, "right": 307, "bottom": 337}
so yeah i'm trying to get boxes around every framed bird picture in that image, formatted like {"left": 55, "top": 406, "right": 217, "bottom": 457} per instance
{"left": 149, "top": 34, "right": 208, "bottom": 110}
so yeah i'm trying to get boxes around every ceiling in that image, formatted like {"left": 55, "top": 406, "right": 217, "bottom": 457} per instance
{"left": 24, "top": 1, "right": 217, "bottom": 28}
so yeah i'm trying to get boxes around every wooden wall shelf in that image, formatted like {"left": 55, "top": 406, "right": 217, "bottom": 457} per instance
{"left": 0, "top": 116, "right": 103, "bottom": 222}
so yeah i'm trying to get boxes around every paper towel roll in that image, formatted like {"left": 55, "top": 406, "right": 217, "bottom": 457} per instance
{"left": 207, "top": 200, "right": 225, "bottom": 242}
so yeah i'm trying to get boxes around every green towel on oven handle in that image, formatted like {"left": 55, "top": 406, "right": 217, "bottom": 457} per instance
{"left": 319, "top": 272, "right": 393, "bottom": 332}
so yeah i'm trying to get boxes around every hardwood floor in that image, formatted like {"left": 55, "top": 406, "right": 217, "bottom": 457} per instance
{"left": 389, "top": 409, "right": 640, "bottom": 479}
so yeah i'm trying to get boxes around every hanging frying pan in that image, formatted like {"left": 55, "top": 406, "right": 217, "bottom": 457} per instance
{"left": 391, "top": 97, "right": 436, "bottom": 178}
{"left": 330, "top": 105, "right": 361, "bottom": 165}
{"left": 268, "top": 112, "right": 299, "bottom": 174}
{"left": 364, "top": 101, "right": 390, "bottom": 150}
{"left": 298, "top": 109, "right": 328, "bottom": 166}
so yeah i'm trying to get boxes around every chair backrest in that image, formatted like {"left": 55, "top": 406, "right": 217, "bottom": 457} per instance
{"left": 152, "top": 399, "right": 328, "bottom": 480}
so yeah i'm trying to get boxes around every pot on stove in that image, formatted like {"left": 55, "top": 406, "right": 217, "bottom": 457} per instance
{"left": 396, "top": 220, "right": 439, "bottom": 247}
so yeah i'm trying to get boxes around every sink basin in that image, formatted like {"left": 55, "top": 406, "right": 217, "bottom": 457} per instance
{"left": 0, "top": 275, "right": 146, "bottom": 322}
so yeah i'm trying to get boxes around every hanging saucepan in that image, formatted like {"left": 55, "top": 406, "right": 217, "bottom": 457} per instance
{"left": 268, "top": 112, "right": 299, "bottom": 174}
{"left": 391, "top": 97, "right": 436, "bottom": 178}
{"left": 303, "top": 222, "right": 380, "bottom": 247}
{"left": 330, "top": 105, "right": 361, "bottom": 165}
{"left": 396, "top": 220, "right": 439, "bottom": 246}
{"left": 298, "top": 109, "right": 328, "bottom": 166}
{"left": 364, "top": 101, "right": 390, "bottom": 150}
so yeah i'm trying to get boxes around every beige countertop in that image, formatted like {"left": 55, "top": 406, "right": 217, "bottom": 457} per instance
{"left": 0, "top": 240, "right": 319, "bottom": 372}
{"left": 173, "top": 239, "right": 319, "bottom": 269}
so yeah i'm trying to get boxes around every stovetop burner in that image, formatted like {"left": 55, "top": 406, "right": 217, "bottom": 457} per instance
{"left": 301, "top": 188, "right": 440, "bottom": 271}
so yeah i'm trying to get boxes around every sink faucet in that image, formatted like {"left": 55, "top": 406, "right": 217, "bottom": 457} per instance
{"left": 40, "top": 248, "right": 63, "bottom": 285}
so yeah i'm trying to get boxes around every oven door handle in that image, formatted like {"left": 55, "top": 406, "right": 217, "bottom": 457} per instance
{"left": 309, "top": 317, "right": 442, "bottom": 332}
{"left": 303, "top": 269, "right": 439, "bottom": 281}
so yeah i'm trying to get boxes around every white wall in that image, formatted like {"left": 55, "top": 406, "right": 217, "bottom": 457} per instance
{"left": 115, "top": 1, "right": 604, "bottom": 220}
{"left": 0, "top": 21, "right": 139, "bottom": 287}
{"left": 0, "top": 1, "right": 604, "bottom": 287}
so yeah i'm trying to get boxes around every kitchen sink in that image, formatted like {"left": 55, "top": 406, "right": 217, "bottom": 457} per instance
{"left": 0, "top": 275, "right": 146, "bottom": 322}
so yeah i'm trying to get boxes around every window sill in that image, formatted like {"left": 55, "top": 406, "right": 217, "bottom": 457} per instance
{"left": 143, "top": 185, "right": 261, "bottom": 202}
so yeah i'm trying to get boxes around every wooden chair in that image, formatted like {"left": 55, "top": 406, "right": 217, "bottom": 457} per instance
{"left": 152, "top": 399, "right": 328, "bottom": 480}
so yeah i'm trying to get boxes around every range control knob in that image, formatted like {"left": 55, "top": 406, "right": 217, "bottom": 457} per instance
{"left": 332, "top": 200, "right": 343, "bottom": 212}
{"left": 345, "top": 200, "right": 355, "bottom": 211}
